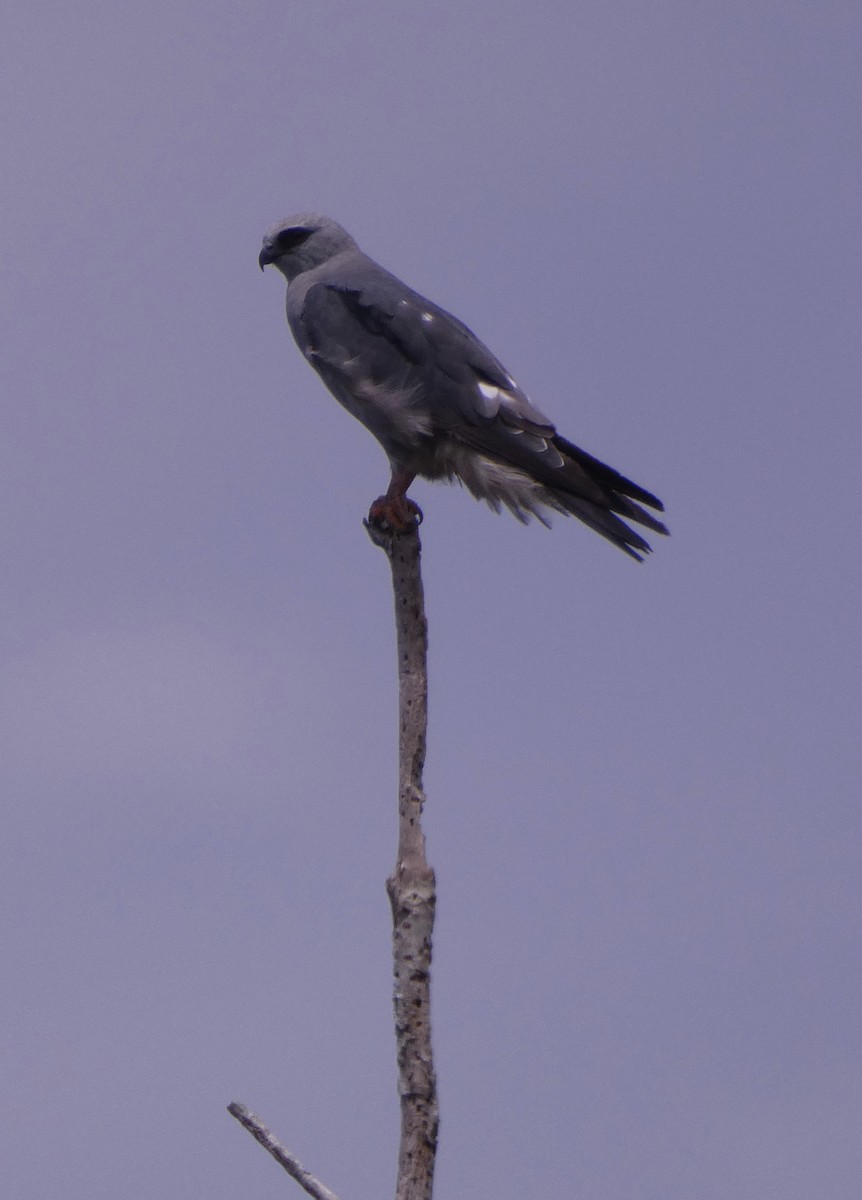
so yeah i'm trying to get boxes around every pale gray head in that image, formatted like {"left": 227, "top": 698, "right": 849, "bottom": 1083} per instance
{"left": 258, "top": 213, "right": 359, "bottom": 282}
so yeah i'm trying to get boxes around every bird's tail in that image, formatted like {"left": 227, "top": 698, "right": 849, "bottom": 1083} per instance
{"left": 550, "top": 435, "right": 669, "bottom": 561}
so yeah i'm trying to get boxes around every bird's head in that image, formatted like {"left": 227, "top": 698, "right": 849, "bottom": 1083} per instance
{"left": 258, "top": 213, "right": 358, "bottom": 282}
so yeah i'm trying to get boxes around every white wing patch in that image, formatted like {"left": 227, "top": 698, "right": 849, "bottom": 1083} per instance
{"left": 474, "top": 380, "right": 565, "bottom": 467}
{"left": 475, "top": 379, "right": 541, "bottom": 423}
{"left": 398, "top": 297, "right": 434, "bottom": 325}
{"left": 476, "top": 380, "right": 509, "bottom": 417}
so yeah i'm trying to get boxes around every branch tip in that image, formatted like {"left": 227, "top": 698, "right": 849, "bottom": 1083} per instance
{"left": 227, "top": 1102, "right": 341, "bottom": 1200}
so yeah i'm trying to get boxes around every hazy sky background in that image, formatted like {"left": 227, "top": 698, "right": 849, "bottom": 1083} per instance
{"left": 2, "top": 2, "right": 860, "bottom": 1196}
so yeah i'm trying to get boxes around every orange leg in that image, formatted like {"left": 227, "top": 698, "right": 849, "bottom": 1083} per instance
{"left": 368, "top": 469, "right": 423, "bottom": 531}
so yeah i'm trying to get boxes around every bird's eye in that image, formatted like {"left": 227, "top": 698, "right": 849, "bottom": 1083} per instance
{"left": 275, "top": 227, "right": 313, "bottom": 253}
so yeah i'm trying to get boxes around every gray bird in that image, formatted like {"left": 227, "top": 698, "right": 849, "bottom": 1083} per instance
{"left": 259, "top": 213, "right": 668, "bottom": 559}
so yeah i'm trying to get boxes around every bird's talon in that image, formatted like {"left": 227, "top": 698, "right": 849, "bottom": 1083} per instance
{"left": 368, "top": 496, "right": 423, "bottom": 532}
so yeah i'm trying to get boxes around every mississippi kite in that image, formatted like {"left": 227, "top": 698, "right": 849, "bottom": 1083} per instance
{"left": 259, "top": 213, "right": 668, "bottom": 559}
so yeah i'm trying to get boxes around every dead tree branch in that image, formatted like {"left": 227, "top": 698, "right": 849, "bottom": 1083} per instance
{"left": 227, "top": 1102, "right": 341, "bottom": 1200}
{"left": 366, "top": 518, "right": 438, "bottom": 1200}
{"left": 228, "top": 518, "right": 437, "bottom": 1200}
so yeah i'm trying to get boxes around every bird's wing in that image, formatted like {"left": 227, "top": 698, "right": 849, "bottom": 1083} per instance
{"left": 290, "top": 263, "right": 556, "bottom": 438}
{"left": 291, "top": 265, "right": 666, "bottom": 554}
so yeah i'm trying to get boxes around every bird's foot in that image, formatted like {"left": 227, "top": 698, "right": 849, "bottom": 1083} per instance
{"left": 367, "top": 494, "right": 423, "bottom": 532}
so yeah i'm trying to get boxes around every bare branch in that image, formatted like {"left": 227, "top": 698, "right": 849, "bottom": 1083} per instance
{"left": 366, "top": 518, "right": 439, "bottom": 1200}
{"left": 227, "top": 1102, "right": 342, "bottom": 1200}
{"left": 229, "top": 520, "right": 437, "bottom": 1200}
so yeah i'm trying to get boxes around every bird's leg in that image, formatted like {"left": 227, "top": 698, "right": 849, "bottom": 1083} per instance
{"left": 368, "top": 469, "right": 423, "bottom": 531}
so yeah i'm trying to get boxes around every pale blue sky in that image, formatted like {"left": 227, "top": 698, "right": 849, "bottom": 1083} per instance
{"left": 2, "top": 2, "right": 860, "bottom": 1196}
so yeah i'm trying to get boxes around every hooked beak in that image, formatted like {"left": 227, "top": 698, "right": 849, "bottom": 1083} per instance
{"left": 258, "top": 245, "right": 274, "bottom": 272}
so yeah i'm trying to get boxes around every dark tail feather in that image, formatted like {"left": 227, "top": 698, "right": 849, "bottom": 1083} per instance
{"left": 551, "top": 492, "right": 655, "bottom": 561}
{"left": 609, "top": 493, "right": 669, "bottom": 537}
{"left": 549, "top": 435, "right": 669, "bottom": 559}
{"left": 554, "top": 435, "right": 666, "bottom": 513}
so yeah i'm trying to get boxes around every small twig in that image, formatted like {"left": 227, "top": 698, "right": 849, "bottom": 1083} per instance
{"left": 365, "top": 518, "right": 439, "bottom": 1200}
{"left": 227, "top": 1102, "right": 341, "bottom": 1200}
